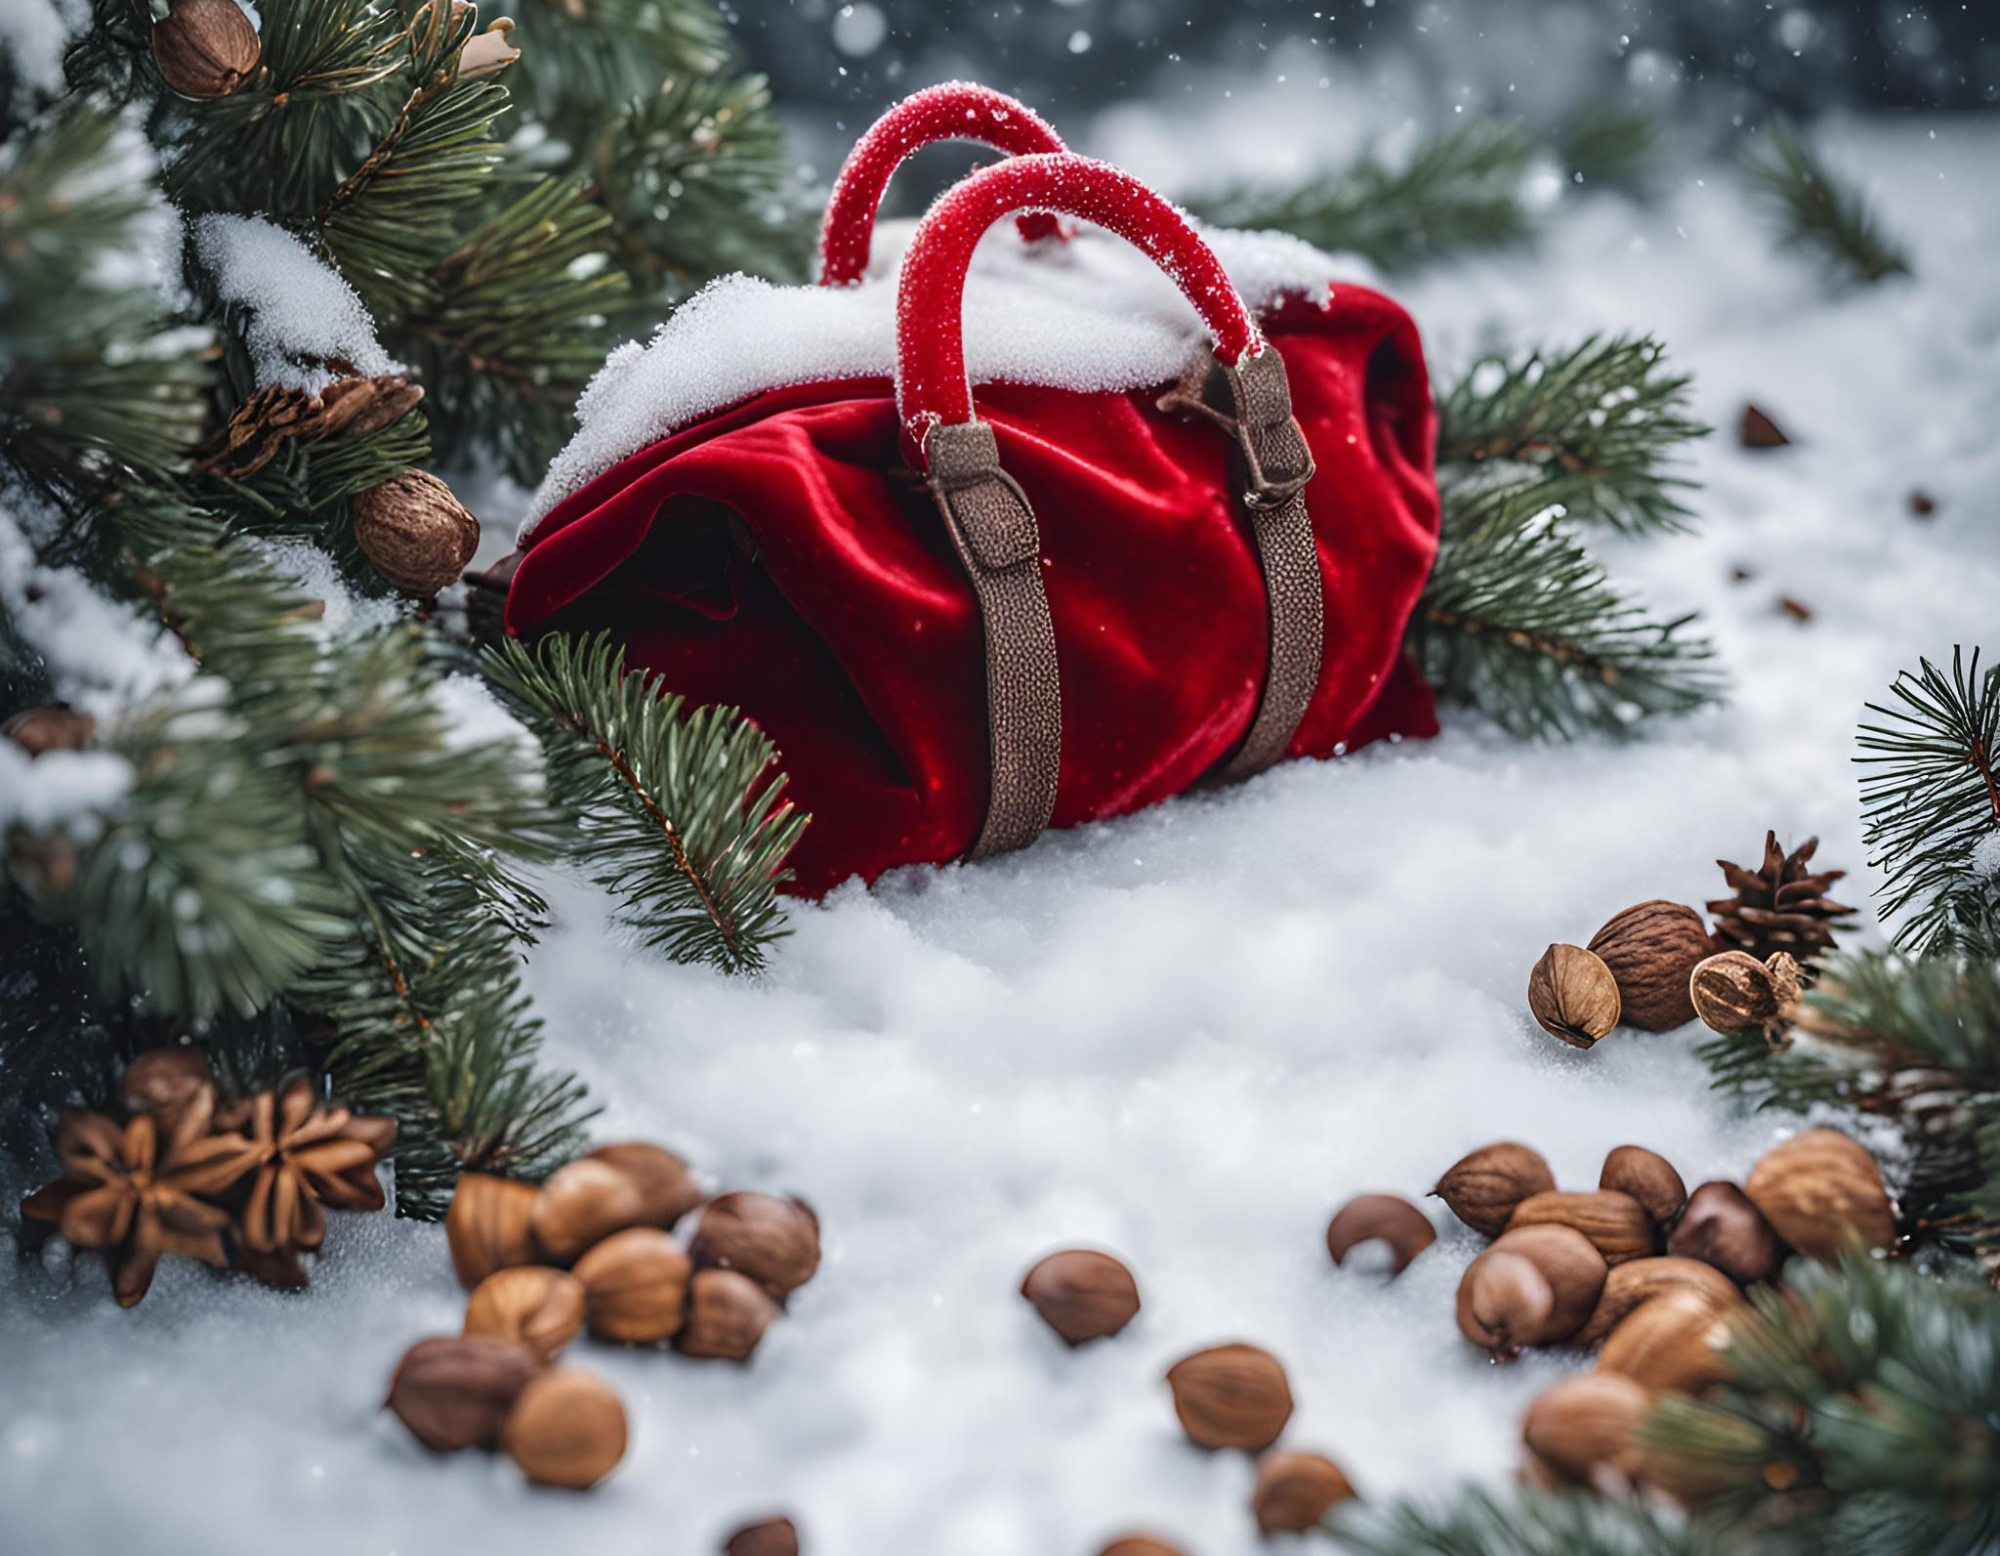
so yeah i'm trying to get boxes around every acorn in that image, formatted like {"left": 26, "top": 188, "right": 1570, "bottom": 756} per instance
{"left": 499, "top": 1368, "right": 628, "bottom": 1491}
{"left": 1521, "top": 1372, "right": 1653, "bottom": 1490}
{"left": 1020, "top": 1249, "right": 1141, "bottom": 1345}
{"left": 2, "top": 705, "right": 95, "bottom": 757}
{"left": 1668, "top": 1180, "right": 1786, "bottom": 1284}
{"left": 678, "top": 1268, "right": 782, "bottom": 1361}
{"left": 1599, "top": 1145, "right": 1687, "bottom": 1229}
{"left": 1164, "top": 1343, "right": 1294, "bottom": 1451}
{"left": 1456, "top": 1225, "right": 1606, "bottom": 1358}
{"left": 151, "top": 0, "right": 261, "bottom": 99}
{"left": 1527, "top": 944, "right": 1621, "bottom": 1048}
{"left": 1574, "top": 1256, "right": 1743, "bottom": 1348}
{"left": 1597, "top": 1289, "right": 1735, "bottom": 1395}
{"left": 463, "top": 1266, "right": 586, "bottom": 1364}
{"left": 446, "top": 1172, "right": 542, "bottom": 1289}
{"left": 530, "top": 1157, "right": 652, "bottom": 1265}
{"left": 1587, "top": 901, "right": 1714, "bottom": 1030}
{"left": 1325, "top": 1193, "right": 1435, "bottom": 1275}
{"left": 352, "top": 468, "right": 481, "bottom": 597}
{"left": 1251, "top": 1449, "right": 1357, "bottom": 1534}
{"left": 385, "top": 1335, "right": 540, "bottom": 1453}
{"left": 688, "top": 1192, "right": 821, "bottom": 1299}
{"left": 1505, "top": 1190, "right": 1656, "bottom": 1266}
{"left": 1432, "top": 1142, "right": 1557, "bottom": 1238}
{"left": 722, "top": 1517, "right": 800, "bottom": 1556}
{"left": 1743, "top": 1129, "right": 1895, "bottom": 1261}
{"left": 572, "top": 1227, "right": 691, "bottom": 1344}
{"left": 587, "top": 1141, "right": 704, "bottom": 1229}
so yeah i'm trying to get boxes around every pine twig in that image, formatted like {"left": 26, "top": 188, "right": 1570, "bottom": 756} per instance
{"left": 1743, "top": 117, "right": 1912, "bottom": 286}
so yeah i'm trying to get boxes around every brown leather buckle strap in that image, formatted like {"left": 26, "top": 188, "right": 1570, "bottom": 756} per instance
{"left": 923, "top": 420, "right": 1062, "bottom": 858}
{"left": 1161, "top": 343, "right": 1325, "bottom": 782}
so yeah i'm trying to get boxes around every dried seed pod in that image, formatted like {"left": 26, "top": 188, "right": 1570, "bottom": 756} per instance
{"left": 531, "top": 1157, "right": 652, "bottom": 1265}
{"left": 1097, "top": 1539, "right": 1187, "bottom": 1556}
{"left": 1506, "top": 1190, "right": 1656, "bottom": 1266}
{"left": 572, "top": 1227, "right": 691, "bottom": 1344}
{"left": 385, "top": 1335, "right": 540, "bottom": 1453}
{"left": 464, "top": 1266, "right": 586, "bottom": 1364}
{"left": 678, "top": 1268, "right": 783, "bottom": 1361}
{"left": 1690, "top": 951, "right": 1802, "bottom": 1044}
{"left": 1521, "top": 1372, "right": 1653, "bottom": 1490}
{"left": 150, "top": 0, "right": 261, "bottom": 99}
{"left": 1597, "top": 1290, "right": 1735, "bottom": 1395}
{"left": 587, "top": 1141, "right": 704, "bottom": 1229}
{"left": 1527, "top": 944, "right": 1621, "bottom": 1048}
{"left": 1667, "top": 1180, "right": 1786, "bottom": 1284}
{"left": 1599, "top": 1146, "right": 1688, "bottom": 1229}
{"left": 1575, "top": 1256, "right": 1743, "bottom": 1348}
{"left": 352, "top": 469, "right": 480, "bottom": 596}
{"left": 1164, "top": 1343, "right": 1294, "bottom": 1451}
{"left": 500, "top": 1369, "right": 628, "bottom": 1491}
{"left": 1432, "top": 1141, "right": 1557, "bottom": 1238}
{"left": 722, "top": 1516, "right": 800, "bottom": 1556}
{"left": 2, "top": 705, "right": 95, "bottom": 757}
{"left": 1587, "top": 901, "right": 1714, "bottom": 1031}
{"left": 688, "top": 1192, "right": 821, "bottom": 1298}
{"left": 1744, "top": 1129, "right": 1895, "bottom": 1261}
{"left": 121, "top": 1046, "right": 214, "bottom": 1132}
{"left": 1251, "top": 1449, "right": 1357, "bottom": 1534}
{"left": 1020, "top": 1248, "right": 1141, "bottom": 1345}
{"left": 1326, "top": 1193, "right": 1435, "bottom": 1275}
{"left": 446, "top": 1172, "right": 542, "bottom": 1289}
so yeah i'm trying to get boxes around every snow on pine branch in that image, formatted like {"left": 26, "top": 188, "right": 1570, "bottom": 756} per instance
{"left": 192, "top": 214, "right": 397, "bottom": 392}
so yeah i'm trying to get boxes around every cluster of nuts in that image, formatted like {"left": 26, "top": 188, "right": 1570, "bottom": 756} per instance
{"left": 387, "top": 1141, "right": 820, "bottom": 1503}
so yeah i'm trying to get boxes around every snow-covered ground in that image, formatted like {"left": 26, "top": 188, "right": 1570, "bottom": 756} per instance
{"left": 2, "top": 105, "right": 1994, "bottom": 1556}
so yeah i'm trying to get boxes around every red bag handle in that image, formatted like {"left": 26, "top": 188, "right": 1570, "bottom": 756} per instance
{"left": 819, "top": 83, "right": 1068, "bottom": 288}
{"left": 896, "top": 153, "right": 1264, "bottom": 459}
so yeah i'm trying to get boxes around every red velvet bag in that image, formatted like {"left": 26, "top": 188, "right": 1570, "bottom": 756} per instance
{"left": 505, "top": 85, "right": 1440, "bottom": 897}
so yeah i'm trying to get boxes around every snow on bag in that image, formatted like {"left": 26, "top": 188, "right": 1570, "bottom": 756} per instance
{"left": 503, "top": 84, "right": 1441, "bottom": 896}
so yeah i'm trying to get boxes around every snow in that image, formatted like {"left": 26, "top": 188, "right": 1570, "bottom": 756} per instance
{"left": 0, "top": 0, "right": 84, "bottom": 98}
{"left": 3, "top": 112, "right": 1996, "bottom": 1556}
{"left": 190, "top": 215, "right": 397, "bottom": 393}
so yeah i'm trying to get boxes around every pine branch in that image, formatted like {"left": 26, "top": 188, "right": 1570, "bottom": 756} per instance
{"left": 1327, "top": 1483, "right": 1703, "bottom": 1556}
{"left": 502, "top": 0, "right": 731, "bottom": 150}
{"left": 1553, "top": 100, "right": 1664, "bottom": 200}
{"left": 1436, "top": 335, "right": 1707, "bottom": 536}
{"left": 483, "top": 631, "right": 807, "bottom": 975}
{"left": 1743, "top": 117, "right": 1912, "bottom": 286}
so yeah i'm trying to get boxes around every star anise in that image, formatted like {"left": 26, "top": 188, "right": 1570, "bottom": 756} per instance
{"left": 19, "top": 1087, "right": 258, "bottom": 1307}
{"left": 225, "top": 1075, "right": 397, "bottom": 1260}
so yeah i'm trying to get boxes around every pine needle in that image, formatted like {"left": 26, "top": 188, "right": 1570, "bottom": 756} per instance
{"left": 1743, "top": 116, "right": 1912, "bottom": 286}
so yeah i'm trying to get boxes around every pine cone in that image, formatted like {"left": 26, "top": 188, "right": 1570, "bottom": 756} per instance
{"left": 1707, "top": 831, "right": 1856, "bottom": 963}
{"left": 193, "top": 376, "right": 423, "bottom": 479}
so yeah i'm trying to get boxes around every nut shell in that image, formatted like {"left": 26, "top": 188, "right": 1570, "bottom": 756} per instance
{"left": 1599, "top": 1145, "right": 1688, "bottom": 1228}
{"left": 1164, "top": 1342, "right": 1294, "bottom": 1450}
{"left": 588, "top": 1141, "right": 704, "bottom": 1228}
{"left": 1521, "top": 1372, "right": 1653, "bottom": 1489}
{"left": 352, "top": 468, "right": 480, "bottom": 596}
{"left": 1432, "top": 1141, "right": 1557, "bottom": 1238}
{"left": 446, "top": 1172, "right": 542, "bottom": 1289}
{"left": 1475, "top": 1225, "right": 1608, "bottom": 1352}
{"left": 500, "top": 1368, "right": 628, "bottom": 1490}
{"left": 385, "top": 1335, "right": 540, "bottom": 1453}
{"left": 2, "top": 705, "right": 96, "bottom": 757}
{"left": 1690, "top": 951, "right": 1802, "bottom": 1042}
{"left": 1097, "top": 1539, "right": 1188, "bottom": 1556}
{"left": 1020, "top": 1248, "right": 1141, "bottom": 1345}
{"left": 1527, "top": 944, "right": 1621, "bottom": 1048}
{"left": 463, "top": 1266, "right": 586, "bottom": 1364}
{"left": 722, "top": 1517, "right": 800, "bottom": 1556}
{"left": 531, "top": 1157, "right": 652, "bottom": 1265}
{"left": 1667, "top": 1180, "right": 1786, "bottom": 1284}
{"left": 1251, "top": 1449, "right": 1357, "bottom": 1534}
{"left": 1596, "top": 1289, "right": 1735, "bottom": 1395}
{"left": 1744, "top": 1129, "right": 1894, "bottom": 1261}
{"left": 1506, "top": 1190, "right": 1656, "bottom": 1266}
{"left": 688, "top": 1192, "right": 821, "bottom": 1298}
{"left": 573, "top": 1227, "right": 691, "bottom": 1344}
{"left": 678, "top": 1267, "right": 782, "bottom": 1361}
{"left": 1587, "top": 901, "right": 1713, "bottom": 1030}
{"left": 1325, "top": 1193, "right": 1435, "bottom": 1275}
{"left": 151, "top": 0, "right": 261, "bottom": 98}
{"left": 1575, "top": 1256, "right": 1743, "bottom": 1347}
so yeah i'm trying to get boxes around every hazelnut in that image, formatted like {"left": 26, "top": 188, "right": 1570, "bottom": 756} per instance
{"left": 688, "top": 1192, "right": 821, "bottom": 1298}
{"left": 1020, "top": 1249, "right": 1141, "bottom": 1345}
{"left": 723, "top": 1516, "right": 800, "bottom": 1556}
{"left": 1597, "top": 1289, "right": 1735, "bottom": 1395}
{"left": 1432, "top": 1141, "right": 1557, "bottom": 1237}
{"left": 1164, "top": 1342, "right": 1294, "bottom": 1450}
{"left": 150, "top": 0, "right": 260, "bottom": 99}
{"left": 1521, "top": 1372, "right": 1652, "bottom": 1490}
{"left": 1574, "top": 1256, "right": 1743, "bottom": 1347}
{"left": 1325, "top": 1193, "right": 1435, "bottom": 1275}
{"left": 121, "top": 1047, "right": 214, "bottom": 1132}
{"left": 1743, "top": 1129, "right": 1894, "bottom": 1261}
{"left": 588, "top": 1141, "right": 704, "bottom": 1228}
{"left": 500, "top": 1368, "right": 628, "bottom": 1490}
{"left": 385, "top": 1335, "right": 540, "bottom": 1453}
{"left": 1505, "top": 1190, "right": 1656, "bottom": 1265}
{"left": 1690, "top": 951, "right": 1802, "bottom": 1044}
{"left": 1587, "top": 901, "right": 1713, "bottom": 1031}
{"left": 446, "top": 1172, "right": 541, "bottom": 1289}
{"left": 464, "top": 1266, "right": 586, "bottom": 1364}
{"left": 1251, "top": 1449, "right": 1357, "bottom": 1534}
{"left": 1668, "top": 1181, "right": 1785, "bottom": 1284}
{"left": 1599, "top": 1145, "right": 1688, "bottom": 1228}
{"left": 531, "top": 1157, "right": 651, "bottom": 1264}
{"left": 1457, "top": 1225, "right": 1606, "bottom": 1357}
{"left": 678, "top": 1268, "right": 782, "bottom": 1361}
{"left": 1098, "top": 1539, "right": 1188, "bottom": 1556}
{"left": 573, "top": 1227, "right": 691, "bottom": 1344}
{"left": 1527, "top": 943, "right": 1621, "bottom": 1048}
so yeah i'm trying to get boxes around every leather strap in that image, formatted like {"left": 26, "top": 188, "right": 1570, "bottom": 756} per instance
{"left": 1160, "top": 343, "right": 1324, "bottom": 781}
{"left": 923, "top": 420, "right": 1062, "bottom": 857}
